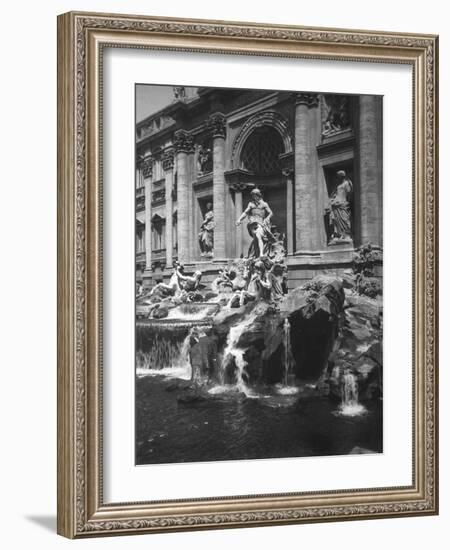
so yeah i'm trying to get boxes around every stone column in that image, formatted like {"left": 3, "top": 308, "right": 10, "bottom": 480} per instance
{"left": 231, "top": 183, "right": 245, "bottom": 258}
{"left": 187, "top": 149, "right": 196, "bottom": 262}
{"left": 174, "top": 130, "right": 194, "bottom": 265}
{"left": 208, "top": 113, "right": 227, "bottom": 260}
{"left": 162, "top": 148, "right": 174, "bottom": 268}
{"left": 283, "top": 167, "right": 295, "bottom": 255}
{"left": 293, "top": 93, "right": 319, "bottom": 254}
{"left": 359, "top": 95, "right": 382, "bottom": 247}
{"left": 142, "top": 156, "right": 153, "bottom": 271}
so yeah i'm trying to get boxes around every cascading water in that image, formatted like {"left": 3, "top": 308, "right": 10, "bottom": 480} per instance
{"left": 276, "top": 318, "right": 299, "bottom": 395}
{"left": 166, "top": 302, "right": 220, "bottom": 320}
{"left": 284, "top": 318, "right": 291, "bottom": 386}
{"left": 177, "top": 327, "right": 195, "bottom": 369}
{"left": 136, "top": 324, "right": 197, "bottom": 380}
{"left": 209, "top": 314, "right": 257, "bottom": 397}
{"left": 337, "top": 369, "right": 366, "bottom": 416}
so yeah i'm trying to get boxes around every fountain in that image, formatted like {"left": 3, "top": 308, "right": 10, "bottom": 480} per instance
{"left": 209, "top": 314, "right": 258, "bottom": 397}
{"left": 283, "top": 318, "right": 291, "bottom": 386}
{"left": 134, "top": 191, "right": 384, "bottom": 466}
{"left": 136, "top": 322, "right": 201, "bottom": 380}
{"left": 275, "top": 318, "right": 299, "bottom": 395}
{"left": 136, "top": 205, "right": 378, "bottom": 407}
{"left": 166, "top": 302, "right": 220, "bottom": 320}
{"left": 337, "top": 369, "right": 366, "bottom": 416}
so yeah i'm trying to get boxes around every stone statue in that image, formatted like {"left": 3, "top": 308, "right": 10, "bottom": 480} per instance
{"left": 268, "top": 262, "right": 288, "bottom": 300}
{"left": 198, "top": 203, "right": 214, "bottom": 257}
{"left": 326, "top": 170, "right": 353, "bottom": 243}
{"left": 172, "top": 86, "right": 186, "bottom": 101}
{"left": 228, "top": 259, "right": 272, "bottom": 308}
{"left": 148, "top": 263, "right": 183, "bottom": 298}
{"left": 136, "top": 282, "right": 143, "bottom": 298}
{"left": 177, "top": 269, "right": 203, "bottom": 292}
{"left": 147, "top": 262, "right": 202, "bottom": 300}
{"left": 197, "top": 145, "right": 212, "bottom": 175}
{"left": 211, "top": 267, "right": 234, "bottom": 294}
{"left": 236, "top": 188, "right": 276, "bottom": 258}
{"left": 240, "top": 261, "right": 272, "bottom": 306}
{"left": 322, "top": 95, "right": 350, "bottom": 137}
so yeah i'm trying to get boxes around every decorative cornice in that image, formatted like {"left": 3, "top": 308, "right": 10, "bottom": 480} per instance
{"left": 293, "top": 92, "right": 319, "bottom": 108}
{"left": 207, "top": 113, "right": 227, "bottom": 139}
{"left": 152, "top": 146, "right": 163, "bottom": 160}
{"left": 161, "top": 148, "right": 175, "bottom": 171}
{"left": 229, "top": 182, "right": 249, "bottom": 192}
{"left": 224, "top": 168, "right": 256, "bottom": 188}
{"left": 173, "top": 129, "right": 194, "bottom": 154}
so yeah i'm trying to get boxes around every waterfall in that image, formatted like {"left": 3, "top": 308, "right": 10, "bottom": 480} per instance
{"left": 283, "top": 318, "right": 291, "bottom": 386}
{"left": 177, "top": 327, "right": 195, "bottom": 370}
{"left": 213, "top": 314, "right": 257, "bottom": 397}
{"left": 276, "top": 318, "right": 299, "bottom": 395}
{"left": 338, "top": 370, "right": 366, "bottom": 416}
{"left": 136, "top": 325, "right": 197, "bottom": 380}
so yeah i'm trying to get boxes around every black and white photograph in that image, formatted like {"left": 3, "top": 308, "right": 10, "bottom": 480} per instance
{"left": 135, "top": 84, "right": 383, "bottom": 466}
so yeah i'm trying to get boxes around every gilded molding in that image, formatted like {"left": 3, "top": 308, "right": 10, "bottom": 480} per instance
{"left": 57, "top": 11, "right": 438, "bottom": 537}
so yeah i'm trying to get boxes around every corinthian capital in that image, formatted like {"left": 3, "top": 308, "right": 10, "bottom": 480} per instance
{"left": 293, "top": 92, "right": 319, "bottom": 108}
{"left": 173, "top": 129, "right": 194, "bottom": 154}
{"left": 161, "top": 148, "right": 175, "bottom": 171}
{"left": 207, "top": 113, "right": 227, "bottom": 139}
{"left": 141, "top": 156, "right": 153, "bottom": 178}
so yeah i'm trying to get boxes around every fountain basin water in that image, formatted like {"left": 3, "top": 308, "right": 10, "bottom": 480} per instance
{"left": 166, "top": 302, "right": 220, "bottom": 320}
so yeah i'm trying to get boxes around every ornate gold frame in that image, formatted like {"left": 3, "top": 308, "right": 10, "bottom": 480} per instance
{"left": 57, "top": 11, "right": 439, "bottom": 538}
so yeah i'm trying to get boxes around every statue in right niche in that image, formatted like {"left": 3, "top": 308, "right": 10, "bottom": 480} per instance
{"left": 326, "top": 170, "right": 353, "bottom": 243}
{"left": 198, "top": 202, "right": 215, "bottom": 257}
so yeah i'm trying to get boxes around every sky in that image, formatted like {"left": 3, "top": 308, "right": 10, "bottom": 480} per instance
{"left": 136, "top": 84, "right": 198, "bottom": 122}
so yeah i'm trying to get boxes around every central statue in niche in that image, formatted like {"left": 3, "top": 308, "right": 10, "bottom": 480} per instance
{"left": 236, "top": 188, "right": 276, "bottom": 258}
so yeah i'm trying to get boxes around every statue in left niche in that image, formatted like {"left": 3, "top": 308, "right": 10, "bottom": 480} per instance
{"left": 198, "top": 202, "right": 215, "bottom": 257}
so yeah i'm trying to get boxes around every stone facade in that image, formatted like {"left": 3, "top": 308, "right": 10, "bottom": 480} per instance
{"left": 136, "top": 88, "right": 383, "bottom": 289}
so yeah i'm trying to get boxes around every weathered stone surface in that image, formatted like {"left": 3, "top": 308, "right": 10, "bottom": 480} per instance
{"left": 325, "top": 291, "right": 382, "bottom": 401}
{"left": 210, "top": 275, "right": 346, "bottom": 385}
